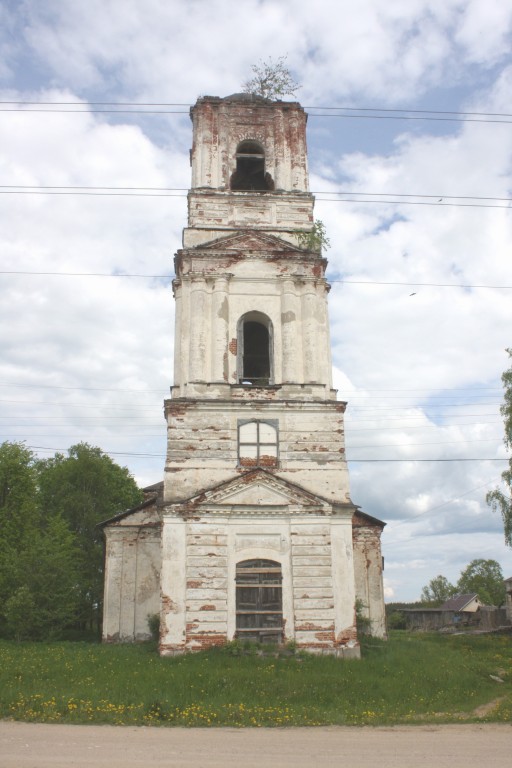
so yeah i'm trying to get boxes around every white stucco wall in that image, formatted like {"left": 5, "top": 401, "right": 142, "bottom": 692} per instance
{"left": 160, "top": 505, "right": 359, "bottom": 657}
{"left": 103, "top": 523, "right": 161, "bottom": 642}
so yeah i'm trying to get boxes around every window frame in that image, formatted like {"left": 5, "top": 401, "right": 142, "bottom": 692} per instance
{"left": 237, "top": 418, "right": 279, "bottom": 468}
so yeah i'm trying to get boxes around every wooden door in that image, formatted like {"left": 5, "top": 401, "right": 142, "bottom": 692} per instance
{"left": 235, "top": 559, "right": 283, "bottom": 643}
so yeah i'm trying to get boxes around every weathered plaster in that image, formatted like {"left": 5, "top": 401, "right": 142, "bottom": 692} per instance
{"left": 102, "top": 93, "right": 386, "bottom": 655}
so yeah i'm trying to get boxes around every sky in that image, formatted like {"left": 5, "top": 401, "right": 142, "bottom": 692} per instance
{"left": 1, "top": 0, "right": 512, "bottom": 602}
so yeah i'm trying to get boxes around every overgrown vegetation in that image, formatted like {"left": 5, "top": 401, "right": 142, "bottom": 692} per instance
{"left": 242, "top": 56, "right": 300, "bottom": 100}
{"left": 297, "top": 220, "right": 331, "bottom": 253}
{"left": 0, "top": 633, "right": 510, "bottom": 726}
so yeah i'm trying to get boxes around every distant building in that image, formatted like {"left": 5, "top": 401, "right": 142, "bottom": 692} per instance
{"left": 439, "top": 594, "right": 482, "bottom": 614}
{"left": 101, "top": 93, "right": 387, "bottom": 657}
{"left": 505, "top": 577, "right": 512, "bottom": 624}
{"left": 402, "top": 592, "right": 511, "bottom": 631}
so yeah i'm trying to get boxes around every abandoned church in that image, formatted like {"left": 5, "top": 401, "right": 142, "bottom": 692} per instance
{"left": 101, "top": 93, "right": 387, "bottom": 657}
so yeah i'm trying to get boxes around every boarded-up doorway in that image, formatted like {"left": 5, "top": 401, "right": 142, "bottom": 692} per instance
{"left": 235, "top": 559, "right": 283, "bottom": 643}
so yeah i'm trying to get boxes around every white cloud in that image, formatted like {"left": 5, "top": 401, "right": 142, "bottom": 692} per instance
{"left": 8, "top": 0, "right": 512, "bottom": 104}
{"left": 455, "top": 0, "right": 512, "bottom": 64}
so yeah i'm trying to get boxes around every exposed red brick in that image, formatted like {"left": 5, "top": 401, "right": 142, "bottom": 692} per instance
{"left": 296, "top": 623, "right": 331, "bottom": 631}
{"left": 335, "top": 627, "right": 358, "bottom": 645}
{"left": 161, "top": 595, "right": 177, "bottom": 613}
{"left": 187, "top": 634, "right": 227, "bottom": 650}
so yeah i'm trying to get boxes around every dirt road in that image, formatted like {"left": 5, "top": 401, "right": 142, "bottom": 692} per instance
{"left": 1, "top": 721, "right": 511, "bottom": 767}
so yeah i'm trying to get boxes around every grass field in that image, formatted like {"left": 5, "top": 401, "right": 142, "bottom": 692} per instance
{"left": 0, "top": 632, "right": 511, "bottom": 727}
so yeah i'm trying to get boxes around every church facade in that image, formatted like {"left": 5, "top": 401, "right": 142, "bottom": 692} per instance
{"left": 101, "top": 94, "right": 386, "bottom": 657}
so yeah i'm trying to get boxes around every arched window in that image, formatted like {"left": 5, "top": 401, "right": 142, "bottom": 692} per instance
{"left": 238, "top": 312, "right": 273, "bottom": 385}
{"left": 230, "top": 140, "right": 274, "bottom": 191}
{"left": 236, "top": 559, "right": 283, "bottom": 644}
{"left": 238, "top": 419, "right": 278, "bottom": 468}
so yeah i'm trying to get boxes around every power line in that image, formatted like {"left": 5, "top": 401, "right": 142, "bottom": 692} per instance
{"left": 2, "top": 421, "right": 502, "bottom": 432}
{"left": 346, "top": 413, "right": 499, "bottom": 421}
{"left": 5, "top": 426, "right": 503, "bottom": 449}
{"left": 1, "top": 100, "right": 510, "bottom": 117}
{"left": 349, "top": 438, "right": 502, "bottom": 448}
{"left": 308, "top": 113, "right": 512, "bottom": 125}
{"left": 346, "top": 422, "right": 501, "bottom": 431}
{"left": 0, "top": 381, "right": 501, "bottom": 393}
{"left": 3, "top": 100, "right": 512, "bottom": 124}
{"left": 0, "top": 101, "right": 190, "bottom": 106}
{"left": 318, "top": 197, "right": 512, "bottom": 209}
{"left": 0, "top": 382, "right": 166, "bottom": 392}
{"left": 347, "top": 457, "right": 508, "bottom": 462}
{"left": 0, "top": 398, "right": 160, "bottom": 409}
{"left": 0, "top": 189, "right": 184, "bottom": 198}
{"left": 2, "top": 185, "right": 512, "bottom": 210}
{"left": 2, "top": 270, "right": 510, "bottom": 291}
{"left": 331, "top": 279, "right": 512, "bottom": 289}
{"left": 2, "top": 185, "right": 512, "bottom": 203}
{"left": 307, "top": 105, "right": 512, "bottom": 119}
{"left": 0, "top": 107, "right": 189, "bottom": 114}
{"left": 349, "top": 401, "right": 502, "bottom": 409}
{"left": 27, "top": 444, "right": 164, "bottom": 458}
{"left": 1, "top": 397, "right": 501, "bottom": 410}
{"left": 318, "top": 190, "right": 512, "bottom": 202}
{"left": 22, "top": 442, "right": 507, "bottom": 463}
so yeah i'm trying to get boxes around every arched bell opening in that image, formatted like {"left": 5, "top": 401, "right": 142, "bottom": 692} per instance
{"left": 230, "top": 140, "right": 274, "bottom": 191}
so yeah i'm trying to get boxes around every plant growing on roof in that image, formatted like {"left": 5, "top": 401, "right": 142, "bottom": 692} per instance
{"left": 297, "top": 219, "right": 331, "bottom": 253}
{"left": 242, "top": 56, "right": 300, "bottom": 100}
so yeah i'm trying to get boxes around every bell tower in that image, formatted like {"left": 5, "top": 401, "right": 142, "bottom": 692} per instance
{"left": 158, "top": 94, "right": 386, "bottom": 656}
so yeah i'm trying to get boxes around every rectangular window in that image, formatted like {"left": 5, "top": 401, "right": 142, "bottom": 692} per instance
{"left": 238, "top": 419, "right": 278, "bottom": 468}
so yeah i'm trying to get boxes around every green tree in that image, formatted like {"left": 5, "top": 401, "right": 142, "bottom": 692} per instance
{"left": 17, "top": 514, "right": 81, "bottom": 639}
{"left": 0, "top": 441, "right": 39, "bottom": 546}
{"left": 0, "top": 442, "right": 82, "bottom": 639}
{"left": 3, "top": 517, "right": 81, "bottom": 641}
{"left": 456, "top": 558, "right": 505, "bottom": 607}
{"left": 487, "top": 348, "right": 512, "bottom": 546}
{"left": 242, "top": 56, "right": 300, "bottom": 100}
{"left": 4, "top": 586, "right": 36, "bottom": 642}
{"left": 37, "top": 443, "right": 143, "bottom": 631}
{"left": 0, "top": 442, "right": 40, "bottom": 631}
{"left": 420, "top": 575, "right": 456, "bottom": 606}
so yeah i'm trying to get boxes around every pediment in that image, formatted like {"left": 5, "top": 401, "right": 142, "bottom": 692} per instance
{"left": 190, "top": 230, "right": 304, "bottom": 255}
{"left": 172, "top": 470, "right": 332, "bottom": 516}
{"left": 211, "top": 480, "right": 300, "bottom": 507}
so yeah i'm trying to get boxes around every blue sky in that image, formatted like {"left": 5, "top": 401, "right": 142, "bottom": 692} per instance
{"left": 1, "top": 0, "right": 512, "bottom": 601}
